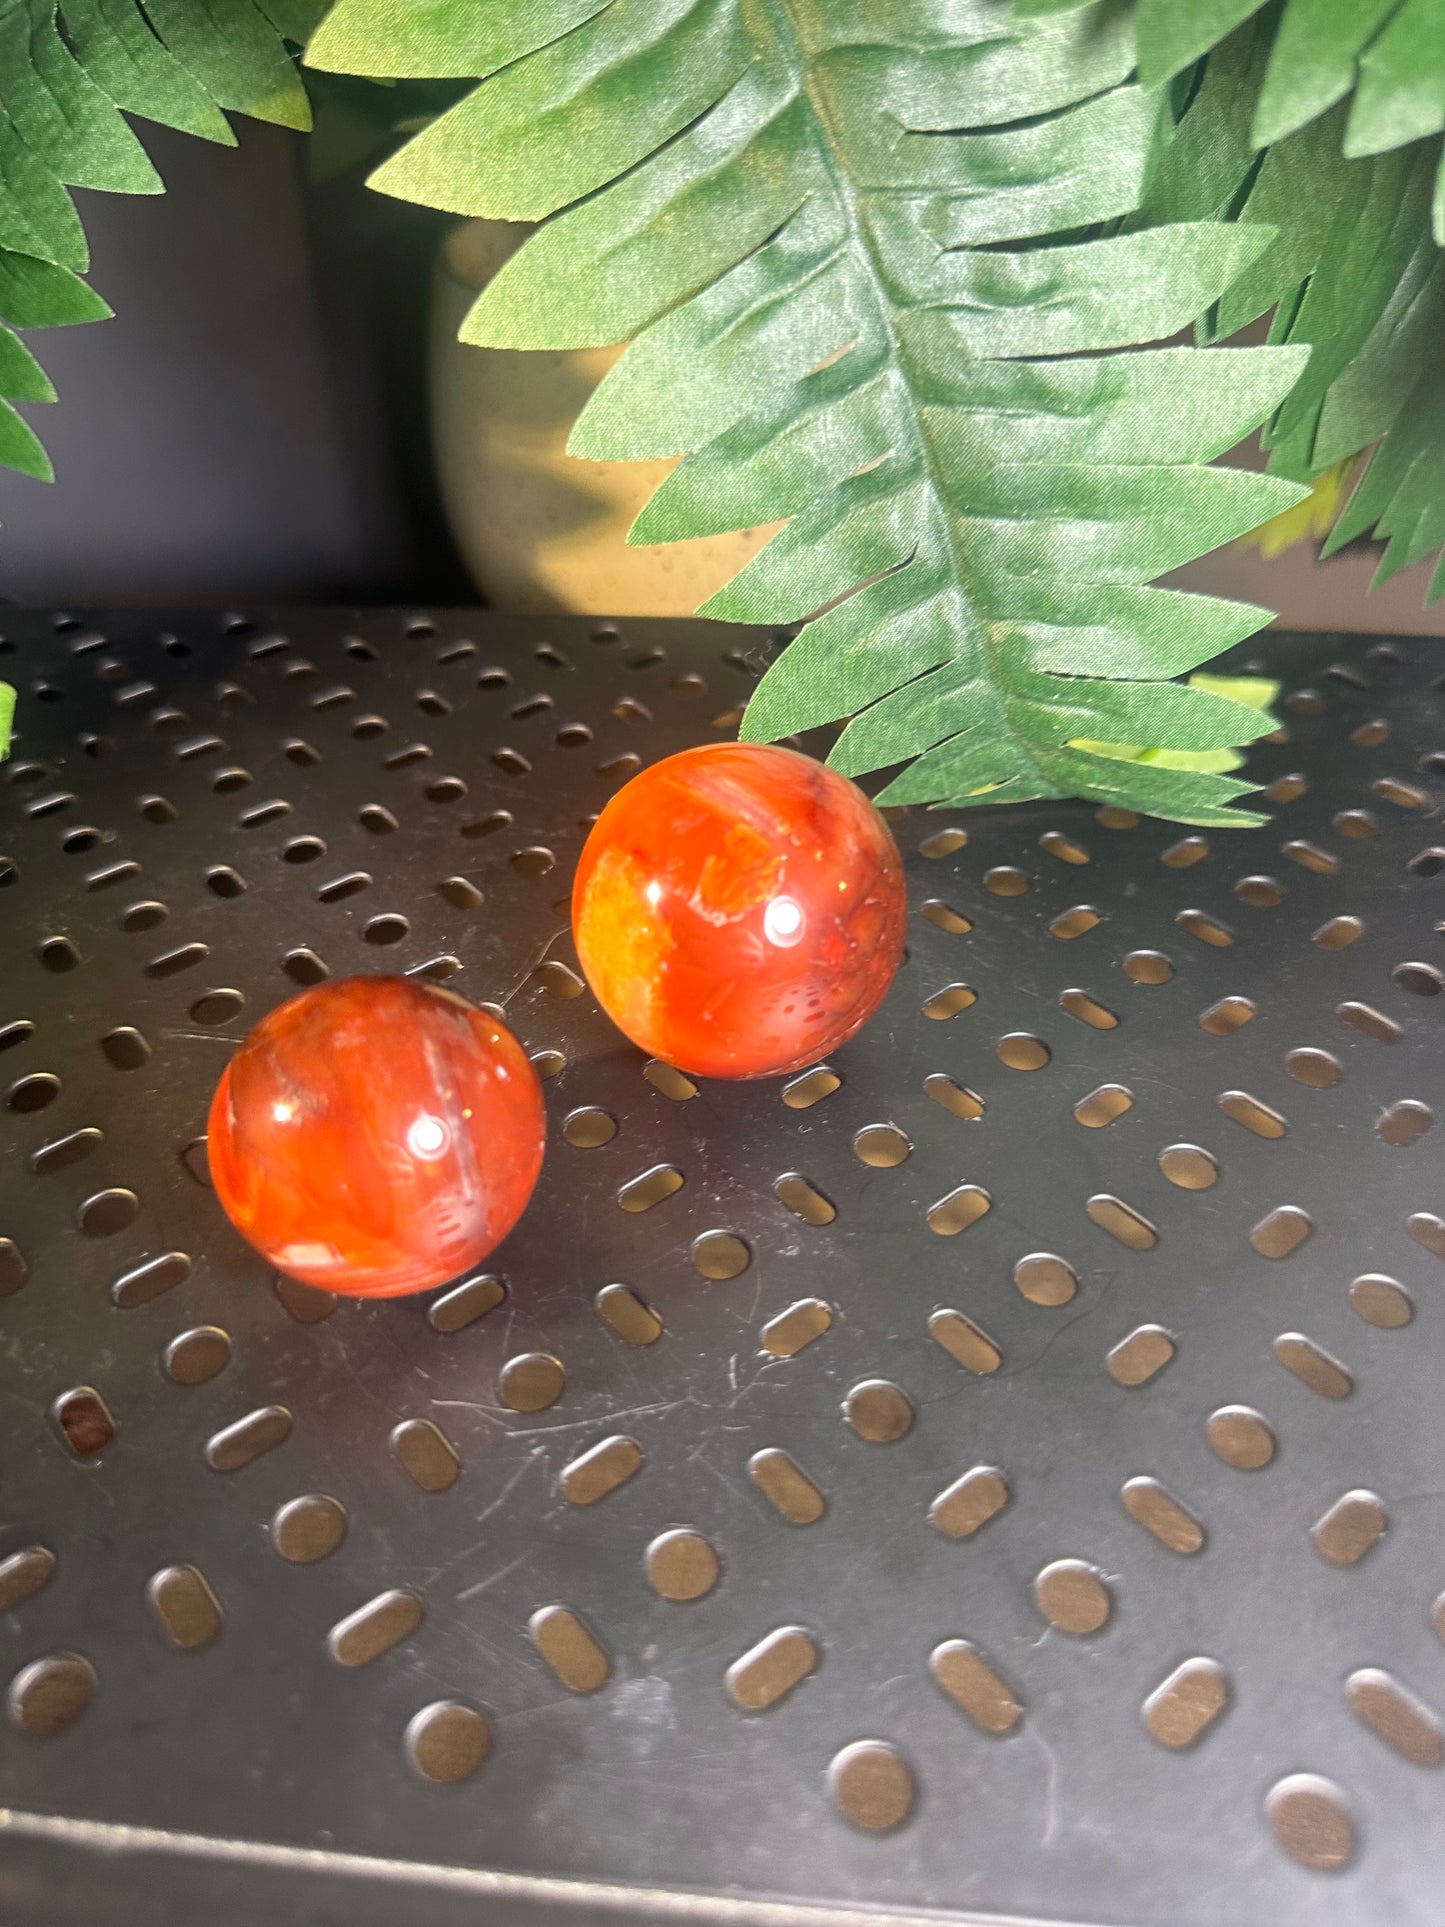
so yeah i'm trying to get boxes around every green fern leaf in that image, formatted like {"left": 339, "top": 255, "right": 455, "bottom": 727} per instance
{"left": 0, "top": 244, "right": 106, "bottom": 499}
{"left": 138, "top": 0, "right": 312, "bottom": 130}
{"left": 0, "top": 0, "right": 313, "bottom": 491}
{"left": 1100, "top": 0, "right": 1445, "bottom": 239}
{"left": 0, "top": 246, "right": 110, "bottom": 326}
{"left": 322, "top": 0, "right": 1309, "bottom": 822}
{"left": 0, "top": 310, "right": 54, "bottom": 479}
{"left": 256, "top": 0, "right": 329, "bottom": 43}
{"left": 0, "top": 251, "right": 63, "bottom": 483}
{"left": 1345, "top": 0, "right": 1445, "bottom": 159}
{"left": 1128, "top": 15, "right": 1265, "bottom": 228}
{"left": 1310, "top": 237, "right": 1445, "bottom": 471}
{"left": 1253, "top": 0, "right": 1403, "bottom": 147}
{"left": 0, "top": 319, "right": 54, "bottom": 401}
{"left": 0, "top": 115, "right": 88, "bottom": 268}
{"left": 1322, "top": 359, "right": 1445, "bottom": 590}
{"left": 306, "top": 0, "right": 614, "bottom": 80}
{"left": 1204, "top": 106, "right": 1361, "bottom": 342}
{"left": 0, "top": 392, "right": 49, "bottom": 478}
{"left": 1261, "top": 143, "right": 1433, "bottom": 466}
{"left": 0, "top": 7, "right": 160, "bottom": 198}
{"left": 61, "top": 0, "right": 236, "bottom": 143}
{"left": 1135, "top": 0, "right": 1267, "bottom": 89}
{"left": 1132, "top": 6, "right": 1445, "bottom": 595}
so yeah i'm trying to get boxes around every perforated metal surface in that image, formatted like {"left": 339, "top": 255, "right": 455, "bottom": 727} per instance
{"left": 2, "top": 609, "right": 1445, "bottom": 1927}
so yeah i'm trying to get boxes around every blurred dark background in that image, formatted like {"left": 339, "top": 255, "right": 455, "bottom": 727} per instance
{"left": 0, "top": 120, "right": 471, "bottom": 609}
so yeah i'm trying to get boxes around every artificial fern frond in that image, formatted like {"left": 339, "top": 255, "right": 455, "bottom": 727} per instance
{"left": 0, "top": 1, "right": 313, "bottom": 275}
{"left": 1073, "top": 671, "right": 1280, "bottom": 777}
{"left": 1322, "top": 359, "right": 1445, "bottom": 595}
{"left": 0, "top": 297, "right": 58, "bottom": 481}
{"left": 0, "top": 0, "right": 318, "bottom": 487}
{"left": 0, "top": 0, "right": 322, "bottom": 753}
{"left": 1256, "top": 140, "right": 1433, "bottom": 473}
{"left": 0, "top": 245, "right": 106, "bottom": 486}
{"left": 1134, "top": 9, "right": 1445, "bottom": 595}
{"left": 1121, "top": 0, "right": 1445, "bottom": 235}
{"left": 0, "top": 245, "right": 108, "bottom": 747}
{"left": 316, "top": 0, "right": 1309, "bottom": 822}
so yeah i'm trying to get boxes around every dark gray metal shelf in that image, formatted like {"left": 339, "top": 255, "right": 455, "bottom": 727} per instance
{"left": 1, "top": 608, "right": 1443, "bottom": 1927}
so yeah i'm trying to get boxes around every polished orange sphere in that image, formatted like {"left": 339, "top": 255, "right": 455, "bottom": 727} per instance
{"left": 208, "top": 976, "right": 545, "bottom": 1297}
{"left": 572, "top": 743, "right": 906, "bottom": 1078}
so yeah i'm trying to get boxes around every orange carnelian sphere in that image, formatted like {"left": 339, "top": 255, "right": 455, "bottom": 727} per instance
{"left": 208, "top": 976, "right": 545, "bottom": 1297}
{"left": 572, "top": 743, "right": 907, "bottom": 1079}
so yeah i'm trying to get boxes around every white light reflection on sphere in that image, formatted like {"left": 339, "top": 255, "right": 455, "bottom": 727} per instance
{"left": 764, "top": 895, "right": 805, "bottom": 948}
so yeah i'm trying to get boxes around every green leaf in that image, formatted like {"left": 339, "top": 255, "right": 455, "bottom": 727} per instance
{"left": 1082, "top": 672, "right": 1280, "bottom": 773}
{"left": 307, "top": 0, "right": 612, "bottom": 79}
{"left": 1098, "top": 0, "right": 1445, "bottom": 165}
{"left": 1136, "top": 0, "right": 1267, "bottom": 88}
{"left": 0, "top": 394, "right": 51, "bottom": 476}
{"left": 1322, "top": 356, "right": 1445, "bottom": 590}
{"left": 0, "top": 4, "right": 160, "bottom": 194}
{"left": 569, "top": 195, "right": 854, "bottom": 461}
{"left": 1208, "top": 107, "right": 1361, "bottom": 339}
{"left": 1346, "top": 0, "right": 1445, "bottom": 155}
{"left": 60, "top": 0, "right": 234, "bottom": 143}
{"left": 1312, "top": 237, "right": 1445, "bottom": 469}
{"left": 0, "top": 113, "right": 89, "bottom": 267}
{"left": 1252, "top": 0, "right": 1400, "bottom": 147}
{"left": 1128, "top": 0, "right": 1445, "bottom": 602}
{"left": 635, "top": 345, "right": 1307, "bottom": 543}
{"left": 1130, "top": 14, "right": 1267, "bottom": 229}
{"left": 881, "top": 223, "right": 1276, "bottom": 357}
{"left": 0, "top": 0, "right": 314, "bottom": 484}
{"left": 255, "top": 0, "right": 327, "bottom": 41}
{"left": 0, "top": 302, "right": 55, "bottom": 480}
{"left": 818, "top": 5, "right": 1138, "bottom": 131}
{"left": 341, "top": 0, "right": 1317, "bottom": 822}
{"left": 460, "top": 74, "right": 814, "bottom": 350}
{"left": 1262, "top": 141, "right": 1433, "bottom": 465}
{"left": 861, "top": 85, "right": 1162, "bottom": 243}
{"left": 0, "top": 679, "right": 14, "bottom": 760}
{"left": 0, "top": 318, "right": 54, "bottom": 399}
{"left": 138, "top": 0, "right": 312, "bottom": 130}
{"left": 0, "top": 247, "right": 108, "bottom": 325}
{"left": 369, "top": 0, "right": 756, "bottom": 222}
